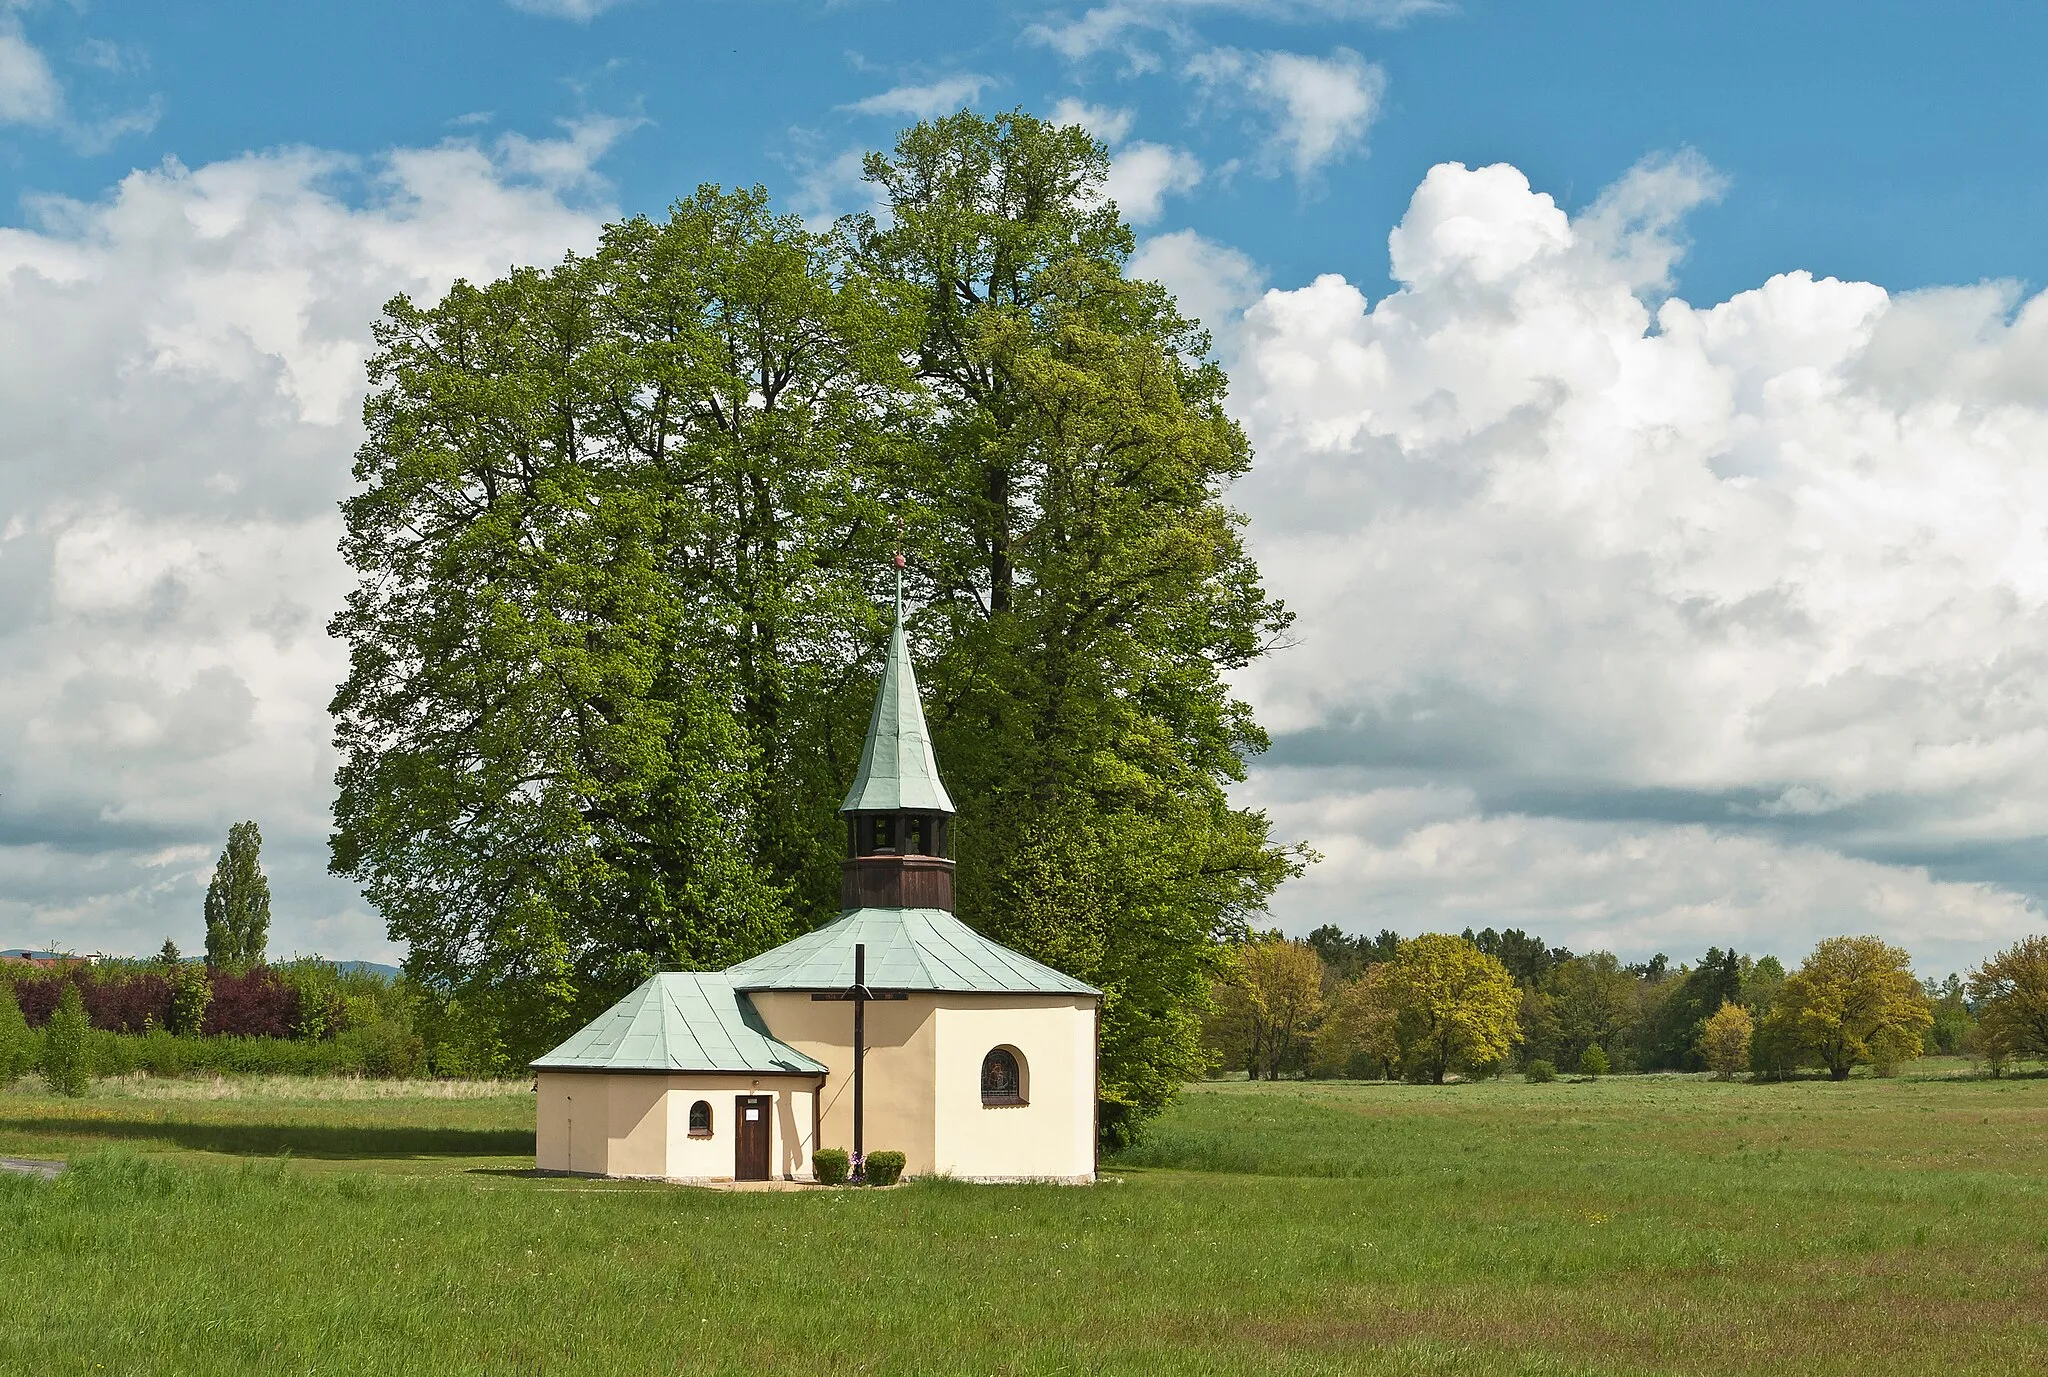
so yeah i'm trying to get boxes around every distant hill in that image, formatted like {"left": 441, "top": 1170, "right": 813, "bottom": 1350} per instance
{"left": 321, "top": 960, "right": 404, "bottom": 980}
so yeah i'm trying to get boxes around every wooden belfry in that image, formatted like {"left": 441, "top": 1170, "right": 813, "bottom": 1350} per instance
{"left": 837, "top": 553, "right": 959, "bottom": 913}
{"left": 811, "top": 942, "right": 903, "bottom": 1180}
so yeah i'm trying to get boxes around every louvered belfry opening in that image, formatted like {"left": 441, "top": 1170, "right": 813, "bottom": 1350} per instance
{"left": 842, "top": 810, "right": 955, "bottom": 910}
{"left": 839, "top": 559, "right": 958, "bottom": 912}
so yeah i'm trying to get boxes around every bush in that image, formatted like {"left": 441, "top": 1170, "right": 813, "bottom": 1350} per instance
{"left": 864, "top": 1150, "right": 906, "bottom": 1187}
{"left": 0, "top": 984, "right": 34, "bottom": 1087}
{"left": 1524, "top": 1059, "right": 1557, "bottom": 1083}
{"left": 42, "top": 984, "right": 93, "bottom": 1095}
{"left": 1579, "top": 1045, "right": 1609, "bottom": 1079}
{"left": 201, "top": 968, "right": 300, "bottom": 1038}
{"left": 813, "top": 1148, "right": 850, "bottom": 1186}
{"left": 167, "top": 964, "right": 212, "bottom": 1036}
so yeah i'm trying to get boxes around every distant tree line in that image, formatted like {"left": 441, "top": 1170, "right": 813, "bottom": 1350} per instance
{"left": 1206, "top": 925, "right": 2048, "bottom": 1084}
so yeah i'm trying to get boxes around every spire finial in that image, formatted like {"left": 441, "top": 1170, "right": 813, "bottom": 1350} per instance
{"left": 892, "top": 516, "right": 906, "bottom": 618}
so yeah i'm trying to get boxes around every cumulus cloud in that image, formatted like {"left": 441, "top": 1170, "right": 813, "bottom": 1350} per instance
{"left": 1187, "top": 46, "right": 1385, "bottom": 180}
{"left": 1130, "top": 227, "right": 1263, "bottom": 345}
{"left": 0, "top": 131, "right": 613, "bottom": 960}
{"left": 1104, "top": 142, "right": 1204, "bottom": 224}
{"left": 1222, "top": 155, "right": 2048, "bottom": 967}
{"left": 842, "top": 73, "right": 993, "bottom": 119}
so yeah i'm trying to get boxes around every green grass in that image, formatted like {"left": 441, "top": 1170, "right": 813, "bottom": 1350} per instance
{"left": 2, "top": 1068, "right": 2046, "bottom": 1374}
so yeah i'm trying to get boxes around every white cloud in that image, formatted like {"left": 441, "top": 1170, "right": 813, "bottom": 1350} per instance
{"left": 505, "top": 0, "right": 638, "bottom": 19}
{"left": 0, "top": 20, "right": 62, "bottom": 125}
{"left": 1250, "top": 777, "right": 2034, "bottom": 976}
{"left": 0, "top": 130, "right": 613, "bottom": 960}
{"left": 843, "top": 73, "right": 993, "bottom": 119}
{"left": 1029, "top": 0, "right": 1446, "bottom": 62}
{"left": 1049, "top": 97, "right": 1136, "bottom": 146}
{"left": 1046, "top": 99, "right": 1205, "bottom": 226}
{"left": 1130, "top": 228, "right": 1263, "bottom": 343}
{"left": 1105, "top": 142, "right": 1204, "bottom": 225}
{"left": 1218, "top": 155, "right": 2048, "bottom": 965}
{"left": 1187, "top": 46, "right": 1385, "bottom": 180}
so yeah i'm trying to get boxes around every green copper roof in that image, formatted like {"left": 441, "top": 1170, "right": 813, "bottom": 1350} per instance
{"left": 840, "top": 571, "right": 955, "bottom": 815}
{"left": 531, "top": 972, "right": 827, "bottom": 1074}
{"left": 724, "top": 907, "right": 1099, "bottom": 996}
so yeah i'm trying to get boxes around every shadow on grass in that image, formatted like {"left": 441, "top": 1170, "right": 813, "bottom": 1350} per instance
{"left": 0, "top": 1113, "right": 533, "bottom": 1161}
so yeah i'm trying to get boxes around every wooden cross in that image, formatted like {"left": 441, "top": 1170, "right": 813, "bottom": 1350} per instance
{"left": 810, "top": 943, "right": 905, "bottom": 1180}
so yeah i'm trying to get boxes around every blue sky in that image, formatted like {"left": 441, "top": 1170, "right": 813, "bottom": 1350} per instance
{"left": 5, "top": 0, "right": 2048, "bottom": 970}
{"left": 8, "top": 2, "right": 2045, "bottom": 304}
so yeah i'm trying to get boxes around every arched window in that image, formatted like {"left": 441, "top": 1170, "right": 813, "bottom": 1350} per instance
{"left": 688, "top": 1100, "right": 713, "bottom": 1137}
{"left": 981, "top": 1047, "right": 1026, "bottom": 1106}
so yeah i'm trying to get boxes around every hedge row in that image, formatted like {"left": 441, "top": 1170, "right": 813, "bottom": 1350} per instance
{"left": 6, "top": 967, "right": 301, "bottom": 1038}
{"left": 78, "top": 1024, "right": 428, "bottom": 1079}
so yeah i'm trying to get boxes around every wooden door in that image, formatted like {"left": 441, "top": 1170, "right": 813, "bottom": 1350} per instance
{"left": 735, "top": 1094, "right": 772, "bottom": 1181}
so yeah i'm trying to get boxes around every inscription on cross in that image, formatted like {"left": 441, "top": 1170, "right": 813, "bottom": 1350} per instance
{"left": 809, "top": 942, "right": 905, "bottom": 1182}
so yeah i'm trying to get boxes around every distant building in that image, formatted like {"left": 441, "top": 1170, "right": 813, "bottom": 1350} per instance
{"left": 532, "top": 571, "right": 1100, "bottom": 1185}
{"left": 0, "top": 950, "right": 81, "bottom": 969}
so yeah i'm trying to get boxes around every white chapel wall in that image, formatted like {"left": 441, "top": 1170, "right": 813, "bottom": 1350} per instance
{"left": 933, "top": 996, "right": 1096, "bottom": 1181}
{"left": 537, "top": 1071, "right": 819, "bottom": 1180}
{"left": 750, "top": 991, "right": 941, "bottom": 1172}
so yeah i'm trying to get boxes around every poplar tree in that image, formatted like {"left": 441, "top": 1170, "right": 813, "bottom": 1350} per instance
{"left": 204, "top": 820, "right": 271, "bottom": 970}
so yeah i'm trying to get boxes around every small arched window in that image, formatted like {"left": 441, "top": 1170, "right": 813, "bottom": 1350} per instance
{"left": 981, "top": 1047, "right": 1026, "bottom": 1106}
{"left": 688, "top": 1100, "right": 713, "bottom": 1137}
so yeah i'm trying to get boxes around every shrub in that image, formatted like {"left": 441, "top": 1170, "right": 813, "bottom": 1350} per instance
{"left": 864, "top": 1150, "right": 906, "bottom": 1187}
{"left": 0, "top": 984, "right": 34, "bottom": 1087}
{"left": 337, "top": 1020, "right": 425, "bottom": 1078}
{"left": 1578, "top": 1045, "right": 1609, "bottom": 1079}
{"left": 202, "top": 968, "right": 300, "bottom": 1038}
{"left": 167, "top": 964, "right": 212, "bottom": 1035}
{"left": 43, "top": 984, "right": 93, "bottom": 1096}
{"left": 1524, "top": 1059, "right": 1557, "bottom": 1083}
{"left": 813, "top": 1148, "right": 850, "bottom": 1186}
{"left": 1699, "top": 1000, "right": 1754, "bottom": 1080}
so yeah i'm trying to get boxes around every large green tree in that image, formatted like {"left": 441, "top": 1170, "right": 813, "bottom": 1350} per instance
{"left": 332, "top": 115, "right": 1301, "bottom": 1138}
{"left": 204, "top": 820, "right": 272, "bottom": 970}
{"left": 858, "top": 112, "right": 1301, "bottom": 1141}
{"left": 332, "top": 187, "right": 909, "bottom": 1051}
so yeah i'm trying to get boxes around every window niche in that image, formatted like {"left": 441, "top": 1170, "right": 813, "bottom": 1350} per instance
{"left": 688, "top": 1100, "right": 713, "bottom": 1137}
{"left": 981, "top": 1047, "right": 1026, "bottom": 1106}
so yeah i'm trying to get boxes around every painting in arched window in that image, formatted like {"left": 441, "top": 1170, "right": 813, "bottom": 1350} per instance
{"left": 688, "top": 1100, "right": 713, "bottom": 1136}
{"left": 981, "top": 1047, "right": 1025, "bottom": 1106}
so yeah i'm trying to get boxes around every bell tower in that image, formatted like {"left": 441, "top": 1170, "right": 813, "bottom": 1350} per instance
{"left": 839, "top": 555, "right": 957, "bottom": 912}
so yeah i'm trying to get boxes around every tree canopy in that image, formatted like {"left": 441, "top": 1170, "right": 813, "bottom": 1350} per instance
{"left": 330, "top": 111, "right": 1300, "bottom": 1141}
{"left": 1970, "top": 936, "right": 2048, "bottom": 1063}
{"left": 1762, "top": 936, "right": 1932, "bottom": 1080}
{"left": 1379, "top": 934, "right": 1521, "bottom": 1084}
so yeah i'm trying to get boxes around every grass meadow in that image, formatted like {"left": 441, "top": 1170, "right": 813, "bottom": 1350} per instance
{"left": 1, "top": 1068, "right": 2045, "bottom": 1374}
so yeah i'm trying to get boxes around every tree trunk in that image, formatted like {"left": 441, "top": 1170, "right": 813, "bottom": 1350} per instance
{"left": 1829, "top": 1064, "right": 1851, "bottom": 1081}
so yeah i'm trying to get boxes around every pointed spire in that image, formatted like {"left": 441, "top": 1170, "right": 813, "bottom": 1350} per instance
{"left": 841, "top": 554, "right": 956, "bottom": 815}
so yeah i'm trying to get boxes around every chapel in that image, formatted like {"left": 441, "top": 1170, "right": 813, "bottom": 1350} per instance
{"left": 532, "top": 569, "right": 1101, "bottom": 1184}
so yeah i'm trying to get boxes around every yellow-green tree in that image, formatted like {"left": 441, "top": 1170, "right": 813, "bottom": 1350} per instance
{"left": 1969, "top": 935, "right": 2048, "bottom": 1063}
{"left": 1381, "top": 934, "right": 1521, "bottom": 1084}
{"left": 1763, "top": 936, "right": 1931, "bottom": 1081}
{"left": 1698, "top": 999, "right": 1753, "bottom": 1080}
{"left": 1315, "top": 964, "right": 1399, "bottom": 1079}
{"left": 1208, "top": 939, "right": 1327, "bottom": 1080}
